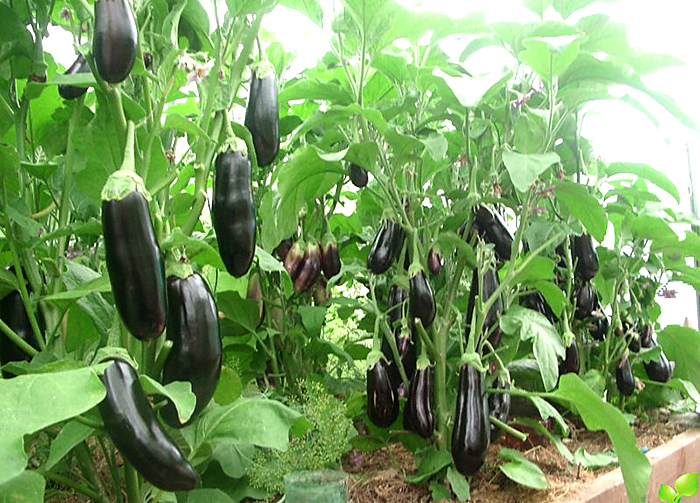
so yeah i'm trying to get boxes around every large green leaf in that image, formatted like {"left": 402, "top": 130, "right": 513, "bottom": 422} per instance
{"left": 658, "top": 325, "right": 700, "bottom": 393}
{"left": 553, "top": 374, "right": 651, "bottom": 503}
{"left": 502, "top": 150, "right": 560, "bottom": 193}
{"left": 518, "top": 35, "right": 582, "bottom": 80}
{"left": 606, "top": 162, "right": 679, "bottom": 203}
{"left": 498, "top": 448, "right": 548, "bottom": 489}
{"left": 0, "top": 470, "right": 45, "bottom": 503}
{"left": 0, "top": 367, "right": 106, "bottom": 485}
{"left": 554, "top": 181, "right": 607, "bottom": 242}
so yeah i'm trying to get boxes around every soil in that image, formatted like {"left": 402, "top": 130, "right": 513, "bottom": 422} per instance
{"left": 342, "top": 411, "right": 692, "bottom": 503}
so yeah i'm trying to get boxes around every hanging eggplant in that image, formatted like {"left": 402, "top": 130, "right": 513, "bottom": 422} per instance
{"left": 367, "top": 358, "right": 400, "bottom": 428}
{"left": 487, "top": 378, "right": 511, "bottom": 442}
{"left": 451, "top": 364, "right": 490, "bottom": 476}
{"left": 465, "top": 267, "right": 503, "bottom": 347}
{"left": 558, "top": 339, "right": 580, "bottom": 376}
{"left": 409, "top": 270, "right": 436, "bottom": 328}
{"left": 367, "top": 221, "right": 398, "bottom": 274}
{"left": 473, "top": 205, "right": 513, "bottom": 263}
{"left": 93, "top": 0, "right": 138, "bottom": 83}
{"left": 573, "top": 281, "right": 597, "bottom": 320}
{"left": 615, "top": 353, "right": 635, "bottom": 397}
{"left": 572, "top": 232, "right": 599, "bottom": 281}
{"left": 244, "top": 61, "right": 280, "bottom": 167}
{"left": 403, "top": 366, "right": 434, "bottom": 438}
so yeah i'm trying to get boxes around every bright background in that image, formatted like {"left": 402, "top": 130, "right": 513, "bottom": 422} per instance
{"left": 46, "top": 0, "right": 700, "bottom": 328}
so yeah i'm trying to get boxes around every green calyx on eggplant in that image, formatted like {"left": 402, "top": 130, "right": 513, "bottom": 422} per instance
{"left": 558, "top": 339, "right": 580, "bottom": 376}
{"left": 451, "top": 364, "right": 490, "bottom": 476}
{"left": 368, "top": 220, "right": 399, "bottom": 274}
{"left": 643, "top": 337, "right": 672, "bottom": 383}
{"left": 348, "top": 163, "right": 368, "bottom": 188}
{"left": 321, "top": 237, "right": 341, "bottom": 279}
{"left": 244, "top": 61, "right": 280, "bottom": 167}
{"left": 404, "top": 366, "right": 434, "bottom": 438}
{"left": 427, "top": 248, "right": 442, "bottom": 276}
{"left": 465, "top": 267, "right": 503, "bottom": 346}
{"left": 572, "top": 232, "right": 599, "bottom": 281}
{"left": 93, "top": 0, "right": 138, "bottom": 83}
{"left": 212, "top": 149, "right": 256, "bottom": 278}
{"left": 615, "top": 353, "right": 635, "bottom": 396}
{"left": 58, "top": 53, "right": 91, "bottom": 100}
{"left": 409, "top": 270, "right": 436, "bottom": 328}
{"left": 573, "top": 281, "right": 597, "bottom": 320}
{"left": 293, "top": 241, "right": 321, "bottom": 294}
{"left": 99, "top": 359, "right": 200, "bottom": 491}
{"left": 473, "top": 205, "right": 513, "bottom": 263}
{"left": 367, "top": 358, "right": 400, "bottom": 428}
{"left": 487, "top": 378, "right": 511, "bottom": 442}
{"left": 161, "top": 273, "right": 222, "bottom": 428}
{"left": 0, "top": 290, "right": 44, "bottom": 369}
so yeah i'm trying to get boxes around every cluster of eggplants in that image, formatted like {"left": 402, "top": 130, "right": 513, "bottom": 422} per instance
{"left": 465, "top": 267, "right": 503, "bottom": 348}
{"left": 487, "top": 378, "right": 511, "bottom": 442}
{"left": 367, "top": 220, "right": 406, "bottom": 274}
{"left": 572, "top": 232, "right": 599, "bottom": 281}
{"left": 366, "top": 358, "right": 400, "bottom": 428}
{"left": 641, "top": 326, "right": 672, "bottom": 383}
{"left": 472, "top": 206, "right": 514, "bottom": 263}
{"left": 381, "top": 286, "right": 416, "bottom": 390}
{"left": 348, "top": 163, "right": 368, "bottom": 188}
{"left": 245, "top": 63, "right": 280, "bottom": 167}
{"left": 404, "top": 367, "right": 434, "bottom": 438}
{"left": 452, "top": 364, "right": 490, "bottom": 476}
{"left": 93, "top": 0, "right": 138, "bottom": 83}
{"left": 212, "top": 149, "right": 256, "bottom": 278}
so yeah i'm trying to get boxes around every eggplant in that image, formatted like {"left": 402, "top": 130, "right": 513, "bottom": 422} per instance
{"left": 404, "top": 367, "right": 434, "bottom": 438}
{"left": 640, "top": 324, "right": 654, "bottom": 348}
{"left": 321, "top": 237, "right": 341, "bottom": 279}
{"left": 487, "top": 379, "right": 511, "bottom": 442}
{"left": 349, "top": 163, "right": 368, "bottom": 188}
{"left": 451, "top": 364, "right": 489, "bottom": 476}
{"left": 473, "top": 205, "right": 513, "bottom": 263}
{"left": 367, "top": 221, "right": 398, "bottom": 274}
{"left": 643, "top": 338, "right": 672, "bottom": 383}
{"left": 574, "top": 281, "right": 596, "bottom": 320}
{"left": 244, "top": 62, "right": 279, "bottom": 167}
{"left": 465, "top": 267, "right": 503, "bottom": 346}
{"left": 0, "top": 290, "right": 44, "bottom": 369}
{"left": 589, "top": 313, "right": 609, "bottom": 341}
{"left": 521, "top": 291, "right": 557, "bottom": 324}
{"left": 387, "top": 285, "right": 408, "bottom": 327}
{"left": 275, "top": 237, "right": 293, "bottom": 261}
{"left": 58, "top": 53, "right": 91, "bottom": 100}
{"left": 161, "top": 273, "right": 222, "bottom": 428}
{"left": 409, "top": 270, "right": 436, "bottom": 328}
{"left": 293, "top": 242, "right": 321, "bottom": 294}
{"left": 427, "top": 248, "right": 442, "bottom": 276}
{"left": 313, "top": 277, "right": 329, "bottom": 304}
{"left": 283, "top": 241, "right": 306, "bottom": 279}
{"left": 615, "top": 354, "right": 635, "bottom": 396}
{"left": 367, "top": 359, "right": 400, "bottom": 428}
{"left": 93, "top": 0, "right": 138, "bottom": 83}
{"left": 558, "top": 340, "right": 580, "bottom": 376}
{"left": 572, "top": 232, "right": 599, "bottom": 281}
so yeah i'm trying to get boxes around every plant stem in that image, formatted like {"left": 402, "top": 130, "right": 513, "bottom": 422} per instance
{"left": 0, "top": 316, "right": 38, "bottom": 357}
{"left": 124, "top": 463, "right": 140, "bottom": 503}
{"left": 76, "top": 442, "right": 108, "bottom": 503}
{"left": 43, "top": 472, "right": 102, "bottom": 501}
{"left": 490, "top": 415, "right": 528, "bottom": 441}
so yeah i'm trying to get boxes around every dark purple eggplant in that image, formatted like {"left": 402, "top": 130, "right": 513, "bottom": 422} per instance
{"left": 244, "top": 62, "right": 279, "bottom": 167}
{"left": 409, "top": 270, "right": 436, "bottom": 328}
{"left": 589, "top": 313, "right": 609, "bottom": 341}
{"left": 293, "top": 242, "right": 321, "bottom": 294}
{"left": 321, "top": 237, "right": 341, "bottom": 279}
{"left": 58, "top": 53, "right": 91, "bottom": 100}
{"left": 387, "top": 285, "right": 408, "bottom": 327}
{"left": 367, "top": 359, "right": 400, "bottom": 428}
{"left": 572, "top": 232, "right": 599, "bottom": 281}
{"left": 521, "top": 292, "right": 557, "bottom": 324}
{"left": 451, "top": 364, "right": 489, "bottom": 476}
{"left": 349, "top": 163, "right": 368, "bottom": 188}
{"left": 381, "top": 329, "right": 416, "bottom": 392}
{"left": 643, "top": 338, "right": 672, "bottom": 383}
{"left": 487, "top": 378, "right": 510, "bottom": 442}
{"left": 427, "top": 248, "right": 442, "bottom": 276}
{"left": 313, "top": 277, "right": 329, "bottom": 305}
{"left": 640, "top": 324, "right": 653, "bottom": 348}
{"left": 93, "top": 0, "right": 138, "bottom": 83}
{"left": 558, "top": 339, "right": 580, "bottom": 376}
{"left": 0, "top": 290, "right": 44, "bottom": 369}
{"left": 615, "top": 353, "right": 635, "bottom": 396}
{"left": 465, "top": 267, "right": 503, "bottom": 345}
{"left": 574, "top": 281, "right": 596, "bottom": 320}
{"left": 473, "top": 206, "right": 513, "bottom": 263}
{"left": 283, "top": 241, "right": 305, "bottom": 279}
{"left": 275, "top": 237, "right": 293, "bottom": 261}
{"left": 367, "top": 221, "right": 397, "bottom": 274}
{"left": 404, "top": 367, "right": 434, "bottom": 438}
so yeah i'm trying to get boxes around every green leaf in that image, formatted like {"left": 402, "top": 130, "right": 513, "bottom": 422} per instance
{"left": 665, "top": 379, "right": 700, "bottom": 406}
{"left": 0, "top": 367, "right": 106, "bottom": 485}
{"left": 519, "top": 35, "right": 582, "bottom": 80}
{"left": 212, "top": 443, "right": 255, "bottom": 479}
{"left": 533, "top": 280, "right": 566, "bottom": 317}
{"left": 658, "top": 483, "right": 677, "bottom": 503}
{"left": 658, "top": 326, "right": 700, "bottom": 393}
{"left": 553, "top": 0, "right": 619, "bottom": 19}
{"left": 197, "top": 398, "right": 301, "bottom": 452}
{"left": 529, "top": 396, "right": 569, "bottom": 435}
{"left": 554, "top": 181, "right": 607, "bottom": 241}
{"left": 447, "top": 466, "right": 470, "bottom": 501}
{"left": 41, "top": 420, "right": 93, "bottom": 472}
{"left": 501, "top": 306, "right": 565, "bottom": 391}
{"left": 572, "top": 447, "right": 617, "bottom": 468}
{"left": 498, "top": 448, "right": 548, "bottom": 489}
{"left": 404, "top": 449, "right": 452, "bottom": 483}
{"left": 432, "top": 67, "right": 512, "bottom": 108}
{"left": 606, "top": 162, "right": 679, "bottom": 203}
{"left": 502, "top": 150, "right": 560, "bottom": 193}
{"left": 187, "top": 489, "right": 236, "bottom": 503}
{"left": 429, "top": 481, "right": 453, "bottom": 502}
{"left": 297, "top": 306, "right": 327, "bottom": 338}
{"left": 255, "top": 246, "right": 285, "bottom": 273}
{"left": 140, "top": 376, "right": 196, "bottom": 425}
{"left": 675, "top": 472, "right": 698, "bottom": 496}
{"left": 421, "top": 134, "right": 448, "bottom": 162}
{"left": 163, "top": 113, "right": 208, "bottom": 139}
{"left": 0, "top": 471, "right": 45, "bottom": 503}
{"left": 553, "top": 374, "right": 651, "bottom": 503}
{"left": 213, "top": 366, "right": 243, "bottom": 406}
{"left": 515, "top": 418, "right": 573, "bottom": 463}
{"left": 280, "top": 0, "right": 323, "bottom": 27}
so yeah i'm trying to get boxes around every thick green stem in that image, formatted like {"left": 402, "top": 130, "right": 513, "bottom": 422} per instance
{"left": 124, "top": 463, "right": 140, "bottom": 503}
{"left": 75, "top": 443, "right": 108, "bottom": 503}
{"left": 0, "top": 317, "right": 38, "bottom": 357}
{"left": 103, "top": 87, "right": 128, "bottom": 157}
{"left": 490, "top": 415, "right": 527, "bottom": 441}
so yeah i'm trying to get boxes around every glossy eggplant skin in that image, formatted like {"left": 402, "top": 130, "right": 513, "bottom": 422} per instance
{"left": 404, "top": 367, "right": 434, "bottom": 438}
{"left": 99, "top": 359, "right": 200, "bottom": 491}
{"left": 473, "top": 206, "right": 513, "bottom": 263}
{"left": 0, "top": 291, "right": 43, "bottom": 367}
{"left": 487, "top": 379, "right": 510, "bottom": 442}
{"left": 283, "top": 241, "right": 305, "bottom": 279}
{"left": 465, "top": 267, "right": 503, "bottom": 345}
{"left": 102, "top": 191, "right": 167, "bottom": 340}
{"left": 409, "top": 270, "right": 436, "bottom": 328}
{"left": 367, "top": 221, "right": 397, "bottom": 274}
{"left": 275, "top": 237, "right": 293, "bottom": 262}
{"left": 293, "top": 242, "right": 321, "bottom": 294}
{"left": 244, "top": 68, "right": 279, "bottom": 167}
{"left": 572, "top": 232, "right": 599, "bottom": 281}
{"left": 93, "top": 0, "right": 138, "bottom": 83}
{"left": 451, "top": 364, "right": 490, "bottom": 476}
{"left": 367, "top": 359, "right": 400, "bottom": 428}
{"left": 387, "top": 285, "right": 408, "bottom": 327}
{"left": 615, "top": 355, "right": 635, "bottom": 396}
{"left": 212, "top": 149, "right": 256, "bottom": 278}
{"left": 643, "top": 338, "right": 672, "bottom": 383}
{"left": 590, "top": 313, "right": 609, "bottom": 341}
{"left": 321, "top": 239, "right": 341, "bottom": 279}
{"left": 349, "top": 163, "right": 368, "bottom": 188}
{"left": 559, "top": 340, "right": 580, "bottom": 376}
{"left": 574, "top": 281, "right": 596, "bottom": 320}
{"left": 58, "top": 54, "right": 90, "bottom": 100}
{"left": 161, "top": 273, "right": 222, "bottom": 428}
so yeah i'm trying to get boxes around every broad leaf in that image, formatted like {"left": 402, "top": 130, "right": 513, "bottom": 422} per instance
{"left": 404, "top": 449, "right": 452, "bottom": 483}
{"left": 0, "top": 471, "right": 45, "bottom": 503}
{"left": 554, "top": 181, "right": 607, "bottom": 242}
{"left": 498, "top": 448, "right": 548, "bottom": 489}
{"left": 502, "top": 150, "right": 560, "bottom": 193}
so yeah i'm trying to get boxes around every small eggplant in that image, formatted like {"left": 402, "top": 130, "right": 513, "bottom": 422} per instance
{"left": 465, "top": 267, "right": 503, "bottom": 344}
{"left": 409, "top": 270, "right": 436, "bottom": 328}
{"left": 367, "top": 221, "right": 397, "bottom": 274}
{"left": 93, "top": 0, "right": 138, "bottom": 83}
{"left": 615, "top": 353, "right": 635, "bottom": 397}
{"left": 574, "top": 281, "right": 596, "bottom": 320}
{"left": 293, "top": 242, "right": 321, "bottom": 294}
{"left": 275, "top": 238, "right": 293, "bottom": 262}
{"left": 246, "top": 272, "right": 264, "bottom": 327}
{"left": 58, "top": 53, "right": 91, "bottom": 100}
{"left": 427, "top": 248, "right": 442, "bottom": 276}
{"left": 349, "top": 163, "right": 368, "bottom": 188}
{"left": 643, "top": 338, "right": 672, "bottom": 383}
{"left": 367, "top": 359, "right": 400, "bottom": 428}
{"left": 387, "top": 285, "right": 408, "bottom": 327}
{"left": 321, "top": 237, "right": 341, "bottom": 279}
{"left": 473, "top": 205, "right": 513, "bottom": 263}
{"left": 487, "top": 378, "right": 511, "bottom": 442}
{"left": 451, "top": 364, "right": 489, "bottom": 476}
{"left": 590, "top": 314, "right": 609, "bottom": 341}
{"left": 640, "top": 324, "right": 654, "bottom": 348}
{"left": 313, "top": 277, "right": 329, "bottom": 305}
{"left": 283, "top": 241, "right": 305, "bottom": 279}
{"left": 572, "top": 232, "right": 599, "bottom": 281}
{"left": 558, "top": 340, "right": 580, "bottom": 376}
{"left": 404, "top": 367, "right": 434, "bottom": 438}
